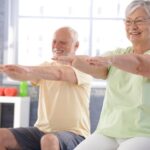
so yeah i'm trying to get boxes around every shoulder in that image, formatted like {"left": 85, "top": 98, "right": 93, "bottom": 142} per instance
{"left": 102, "top": 47, "right": 132, "bottom": 56}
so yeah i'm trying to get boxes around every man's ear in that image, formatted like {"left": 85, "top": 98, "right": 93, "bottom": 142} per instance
{"left": 75, "top": 41, "right": 79, "bottom": 51}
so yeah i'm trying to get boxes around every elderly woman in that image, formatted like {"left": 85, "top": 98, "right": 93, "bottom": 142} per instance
{"left": 75, "top": 0, "right": 150, "bottom": 150}
{"left": 55, "top": 0, "right": 150, "bottom": 150}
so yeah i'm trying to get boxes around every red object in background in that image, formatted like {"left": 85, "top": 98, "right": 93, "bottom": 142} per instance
{"left": 4, "top": 87, "right": 18, "bottom": 96}
{"left": 0, "top": 87, "right": 5, "bottom": 96}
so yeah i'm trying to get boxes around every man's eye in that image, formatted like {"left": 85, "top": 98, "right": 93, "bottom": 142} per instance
{"left": 135, "top": 20, "right": 143, "bottom": 23}
{"left": 126, "top": 20, "right": 132, "bottom": 24}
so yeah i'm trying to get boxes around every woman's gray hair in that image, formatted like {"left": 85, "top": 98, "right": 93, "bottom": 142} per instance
{"left": 125, "top": 0, "right": 150, "bottom": 17}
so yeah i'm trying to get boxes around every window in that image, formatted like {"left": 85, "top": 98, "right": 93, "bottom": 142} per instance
{"left": 4, "top": 0, "right": 132, "bottom": 86}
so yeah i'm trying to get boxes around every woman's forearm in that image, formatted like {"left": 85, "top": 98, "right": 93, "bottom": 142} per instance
{"left": 72, "top": 57, "right": 108, "bottom": 79}
{"left": 111, "top": 54, "right": 150, "bottom": 77}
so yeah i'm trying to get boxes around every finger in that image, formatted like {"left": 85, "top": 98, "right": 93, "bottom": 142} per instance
{"left": 52, "top": 56, "right": 66, "bottom": 61}
{"left": 52, "top": 56, "right": 73, "bottom": 63}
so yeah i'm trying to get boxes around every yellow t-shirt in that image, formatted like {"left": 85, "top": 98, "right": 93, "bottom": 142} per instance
{"left": 96, "top": 47, "right": 150, "bottom": 138}
{"left": 34, "top": 61, "right": 92, "bottom": 138}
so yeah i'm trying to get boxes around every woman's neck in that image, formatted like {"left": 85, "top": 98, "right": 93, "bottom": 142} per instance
{"left": 132, "top": 42, "right": 150, "bottom": 54}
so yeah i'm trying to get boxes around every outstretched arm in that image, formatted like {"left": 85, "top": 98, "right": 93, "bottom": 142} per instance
{"left": 111, "top": 54, "right": 150, "bottom": 77}
{"left": 53, "top": 55, "right": 109, "bottom": 79}
{"left": 3, "top": 64, "right": 77, "bottom": 83}
{"left": 88, "top": 54, "right": 150, "bottom": 77}
{"left": 3, "top": 65, "right": 31, "bottom": 81}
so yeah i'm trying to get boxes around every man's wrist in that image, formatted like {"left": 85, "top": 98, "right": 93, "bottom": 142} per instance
{"left": 107, "top": 56, "right": 114, "bottom": 66}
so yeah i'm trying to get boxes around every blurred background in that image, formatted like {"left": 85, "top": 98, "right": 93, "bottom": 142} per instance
{"left": 0, "top": 0, "right": 132, "bottom": 131}
{"left": 1, "top": 0, "right": 132, "bottom": 85}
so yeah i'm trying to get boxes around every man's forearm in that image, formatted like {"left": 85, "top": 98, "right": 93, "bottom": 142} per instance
{"left": 3, "top": 65, "right": 61, "bottom": 81}
{"left": 29, "top": 66, "right": 61, "bottom": 80}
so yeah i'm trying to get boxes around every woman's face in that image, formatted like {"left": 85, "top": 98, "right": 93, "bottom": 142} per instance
{"left": 125, "top": 6, "right": 150, "bottom": 45}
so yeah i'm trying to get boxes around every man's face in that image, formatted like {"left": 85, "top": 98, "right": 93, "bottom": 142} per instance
{"left": 52, "top": 29, "right": 78, "bottom": 57}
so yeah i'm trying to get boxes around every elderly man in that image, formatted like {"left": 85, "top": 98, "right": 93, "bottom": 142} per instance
{"left": 0, "top": 26, "right": 92, "bottom": 150}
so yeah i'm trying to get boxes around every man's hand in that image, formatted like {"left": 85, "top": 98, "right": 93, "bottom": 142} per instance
{"left": 52, "top": 55, "right": 91, "bottom": 65}
{"left": 52, "top": 55, "right": 76, "bottom": 65}
{"left": 3, "top": 65, "right": 30, "bottom": 81}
